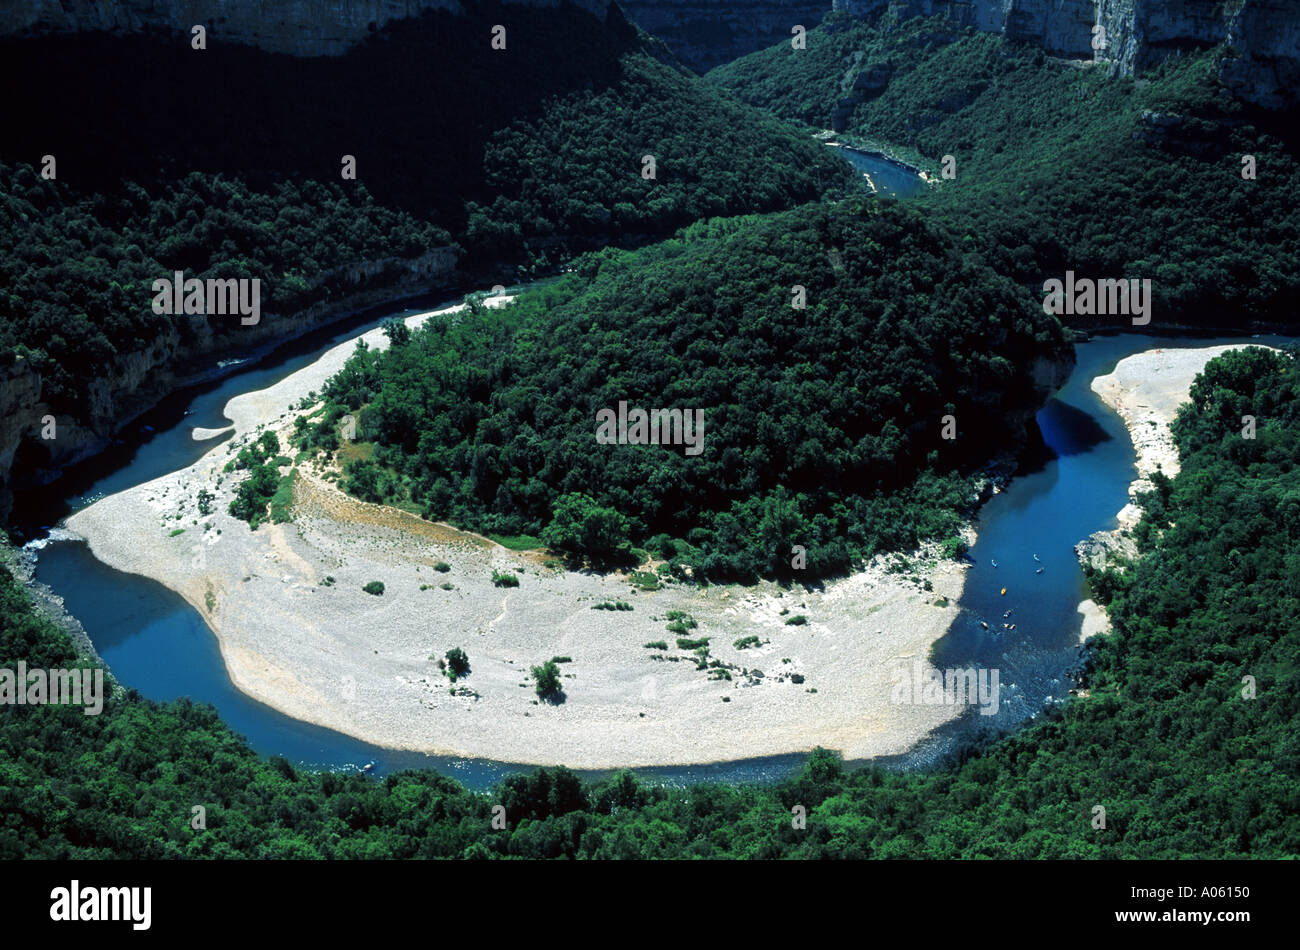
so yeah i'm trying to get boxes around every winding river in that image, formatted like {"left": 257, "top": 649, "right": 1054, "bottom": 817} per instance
{"left": 15, "top": 154, "right": 1292, "bottom": 788}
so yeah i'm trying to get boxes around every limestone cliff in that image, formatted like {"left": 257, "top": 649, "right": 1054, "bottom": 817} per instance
{"left": 0, "top": 247, "right": 458, "bottom": 521}
{"left": 0, "top": 0, "right": 612, "bottom": 56}
{"left": 620, "top": 0, "right": 829, "bottom": 73}
{"left": 831, "top": 0, "right": 1299, "bottom": 108}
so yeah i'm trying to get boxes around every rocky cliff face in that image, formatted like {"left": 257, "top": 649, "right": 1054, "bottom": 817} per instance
{"left": 831, "top": 0, "right": 1299, "bottom": 108}
{"left": 620, "top": 0, "right": 829, "bottom": 73}
{"left": 0, "top": 0, "right": 612, "bottom": 56}
{"left": 0, "top": 248, "right": 458, "bottom": 521}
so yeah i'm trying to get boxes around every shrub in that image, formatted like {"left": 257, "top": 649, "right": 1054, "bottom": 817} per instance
{"left": 492, "top": 570, "right": 519, "bottom": 588}
{"left": 434, "top": 561, "right": 451, "bottom": 572}
{"left": 531, "top": 660, "right": 563, "bottom": 700}
{"left": 643, "top": 641, "right": 668, "bottom": 650}
{"left": 676, "top": 637, "right": 709, "bottom": 650}
{"left": 733, "top": 635, "right": 762, "bottom": 650}
{"left": 445, "top": 647, "right": 470, "bottom": 679}
{"left": 363, "top": 581, "right": 385, "bottom": 596}
{"left": 785, "top": 615, "right": 807, "bottom": 626}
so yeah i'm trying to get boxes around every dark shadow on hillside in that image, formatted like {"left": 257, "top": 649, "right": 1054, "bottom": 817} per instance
{"left": 0, "top": 0, "right": 638, "bottom": 227}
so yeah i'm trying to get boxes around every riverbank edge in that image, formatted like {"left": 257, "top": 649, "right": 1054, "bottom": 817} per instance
{"left": 1072, "top": 344, "right": 1281, "bottom": 644}
{"left": 51, "top": 297, "right": 1079, "bottom": 770}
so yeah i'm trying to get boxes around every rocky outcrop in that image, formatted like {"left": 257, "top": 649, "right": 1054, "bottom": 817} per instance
{"left": 0, "top": 0, "right": 612, "bottom": 56}
{"left": 832, "top": 60, "right": 893, "bottom": 128}
{"left": 0, "top": 248, "right": 459, "bottom": 521}
{"left": 620, "top": 0, "right": 830, "bottom": 73}
{"left": 830, "top": 0, "right": 1300, "bottom": 109}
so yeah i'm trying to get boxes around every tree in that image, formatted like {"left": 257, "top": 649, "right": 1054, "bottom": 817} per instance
{"left": 531, "top": 660, "right": 563, "bottom": 701}
{"left": 445, "top": 647, "right": 470, "bottom": 679}
{"left": 540, "top": 492, "right": 633, "bottom": 567}
{"left": 382, "top": 317, "right": 411, "bottom": 347}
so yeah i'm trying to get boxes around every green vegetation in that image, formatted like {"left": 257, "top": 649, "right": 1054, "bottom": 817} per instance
{"left": 733, "top": 635, "right": 762, "bottom": 650}
{"left": 629, "top": 572, "right": 660, "bottom": 590}
{"left": 541, "top": 494, "right": 633, "bottom": 568}
{"left": 444, "top": 647, "right": 470, "bottom": 681}
{"left": 665, "top": 612, "right": 698, "bottom": 635}
{"left": 712, "top": 15, "right": 1300, "bottom": 329}
{"left": 675, "top": 637, "right": 710, "bottom": 651}
{"left": 433, "top": 561, "right": 451, "bottom": 573}
{"left": 362, "top": 581, "right": 385, "bottom": 596}
{"left": 226, "top": 432, "right": 293, "bottom": 529}
{"left": 307, "top": 201, "right": 1066, "bottom": 582}
{"left": 488, "top": 535, "right": 543, "bottom": 552}
{"left": 168, "top": 528, "right": 185, "bottom": 537}
{"left": 784, "top": 615, "right": 807, "bottom": 626}
{"left": 531, "top": 661, "right": 564, "bottom": 702}
{"left": 269, "top": 470, "right": 297, "bottom": 524}
{"left": 3, "top": 347, "right": 1298, "bottom": 859}
{"left": 643, "top": 641, "right": 669, "bottom": 650}
{"left": 593, "top": 600, "right": 634, "bottom": 611}
{"left": 0, "top": 5, "right": 851, "bottom": 473}
{"left": 491, "top": 571, "right": 520, "bottom": 588}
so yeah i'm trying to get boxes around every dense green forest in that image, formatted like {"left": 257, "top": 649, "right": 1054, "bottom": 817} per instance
{"left": 710, "top": 14, "right": 1300, "bottom": 329}
{"left": 0, "top": 1, "right": 850, "bottom": 489}
{"left": 3, "top": 346, "right": 1297, "bottom": 858}
{"left": 0, "top": 166, "right": 452, "bottom": 416}
{"left": 299, "top": 201, "right": 1070, "bottom": 580}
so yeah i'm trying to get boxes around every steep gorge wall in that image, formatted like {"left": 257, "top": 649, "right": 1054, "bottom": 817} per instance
{"left": 0, "top": 248, "right": 459, "bottom": 521}
{"left": 0, "top": 0, "right": 612, "bottom": 56}
{"left": 619, "top": 0, "right": 830, "bottom": 73}
{"left": 831, "top": 0, "right": 1299, "bottom": 108}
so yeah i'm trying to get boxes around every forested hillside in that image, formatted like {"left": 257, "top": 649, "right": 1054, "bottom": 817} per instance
{"left": 4, "top": 347, "right": 1297, "bottom": 858}
{"left": 301, "top": 201, "right": 1071, "bottom": 580}
{"left": 0, "top": 1, "right": 851, "bottom": 511}
{"left": 710, "top": 14, "right": 1300, "bottom": 329}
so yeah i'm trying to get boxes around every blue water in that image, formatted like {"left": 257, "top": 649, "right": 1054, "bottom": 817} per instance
{"left": 836, "top": 146, "right": 928, "bottom": 198}
{"left": 884, "top": 331, "right": 1298, "bottom": 768}
{"left": 27, "top": 302, "right": 1291, "bottom": 789}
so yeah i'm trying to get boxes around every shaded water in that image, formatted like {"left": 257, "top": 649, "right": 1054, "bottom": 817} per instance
{"left": 836, "top": 146, "right": 928, "bottom": 198}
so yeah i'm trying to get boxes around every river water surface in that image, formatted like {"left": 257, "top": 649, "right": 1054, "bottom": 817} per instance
{"left": 21, "top": 255, "right": 1291, "bottom": 788}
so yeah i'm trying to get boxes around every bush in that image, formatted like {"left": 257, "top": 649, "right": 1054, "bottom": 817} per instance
{"left": 492, "top": 571, "right": 519, "bottom": 588}
{"left": 445, "top": 647, "right": 470, "bottom": 679}
{"left": 676, "top": 637, "right": 709, "bottom": 650}
{"left": 733, "top": 635, "right": 761, "bottom": 650}
{"left": 643, "top": 641, "right": 668, "bottom": 650}
{"left": 434, "top": 561, "right": 451, "bottom": 572}
{"left": 785, "top": 615, "right": 807, "bottom": 626}
{"left": 531, "top": 660, "right": 563, "bottom": 700}
{"left": 363, "top": 581, "right": 385, "bottom": 596}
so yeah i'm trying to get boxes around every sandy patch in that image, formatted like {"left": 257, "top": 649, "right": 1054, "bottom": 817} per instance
{"left": 1077, "top": 343, "right": 1278, "bottom": 635}
{"left": 65, "top": 296, "right": 979, "bottom": 769}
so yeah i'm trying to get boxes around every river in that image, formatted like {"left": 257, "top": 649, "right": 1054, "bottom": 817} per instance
{"left": 18, "top": 274, "right": 1292, "bottom": 791}
{"left": 836, "top": 146, "right": 929, "bottom": 198}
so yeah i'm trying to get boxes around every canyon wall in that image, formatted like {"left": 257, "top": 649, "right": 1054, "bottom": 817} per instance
{"left": 830, "top": 0, "right": 1299, "bottom": 108}
{"left": 619, "top": 0, "right": 830, "bottom": 73}
{"left": 0, "top": 0, "right": 611, "bottom": 56}
{"left": 0, "top": 248, "right": 459, "bottom": 521}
